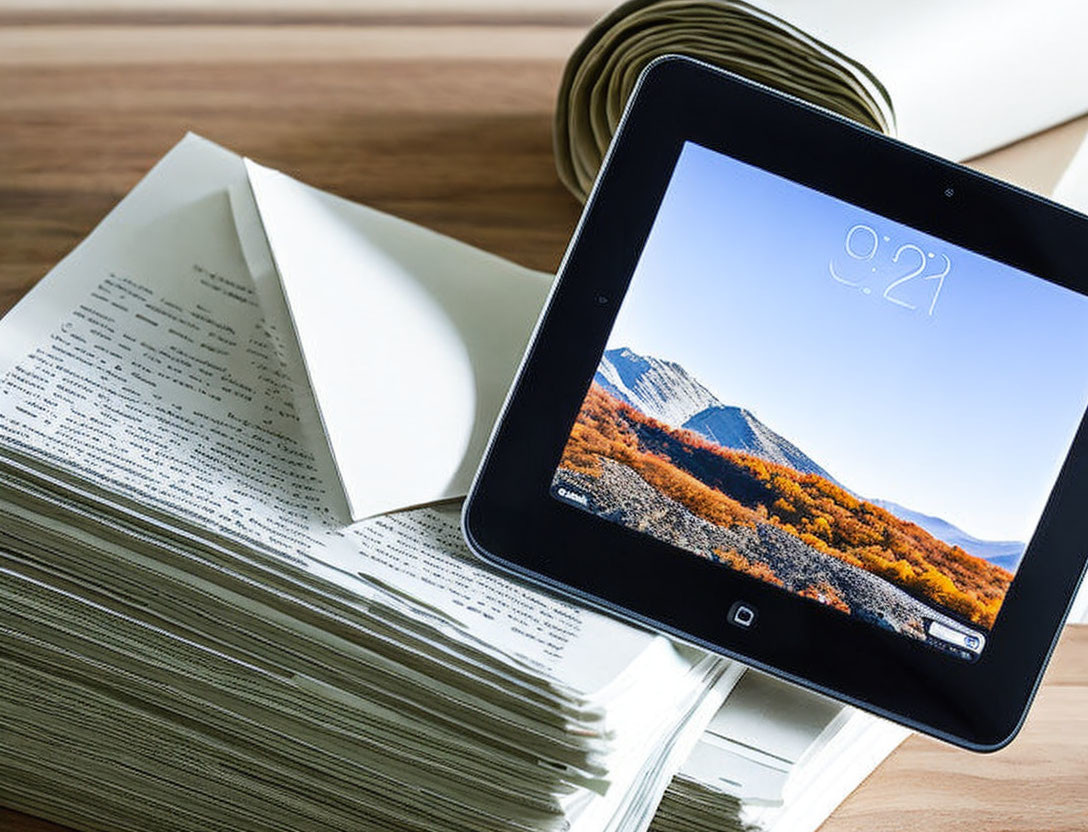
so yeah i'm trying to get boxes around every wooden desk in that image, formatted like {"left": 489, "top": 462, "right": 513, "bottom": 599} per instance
{"left": 1, "top": 5, "right": 1087, "bottom": 831}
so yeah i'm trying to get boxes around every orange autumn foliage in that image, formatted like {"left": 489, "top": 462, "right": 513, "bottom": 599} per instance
{"left": 559, "top": 384, "right": 1013, "bottom": 629}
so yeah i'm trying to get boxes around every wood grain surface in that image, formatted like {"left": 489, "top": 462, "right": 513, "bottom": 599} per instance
{"left": 1, "top": 5, "right": 1087, "bottom": 831}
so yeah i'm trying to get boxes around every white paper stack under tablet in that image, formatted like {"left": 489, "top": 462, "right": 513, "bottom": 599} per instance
{"left": 652, "top": 676, "right": 909, "bottom": 832}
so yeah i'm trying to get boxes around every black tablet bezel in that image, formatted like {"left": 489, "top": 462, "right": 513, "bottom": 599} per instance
{"left": 464, "top": 55, "right": 1088, "bottom": 751}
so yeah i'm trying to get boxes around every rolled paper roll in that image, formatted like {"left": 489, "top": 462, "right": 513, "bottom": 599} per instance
{"left": 554, "top": 0, "right": 895, "bottom": 202}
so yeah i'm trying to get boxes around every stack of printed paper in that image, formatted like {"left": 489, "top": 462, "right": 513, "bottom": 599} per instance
{"left": 0, "top": 134, "right": 742, "bottom": 832}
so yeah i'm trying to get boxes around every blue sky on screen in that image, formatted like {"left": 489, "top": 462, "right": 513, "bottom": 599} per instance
{"left": 606, "top": 141, "right": 1088, "bottom": 543}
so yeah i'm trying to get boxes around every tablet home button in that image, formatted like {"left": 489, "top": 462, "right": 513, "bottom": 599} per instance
{"left": 728, "top": 601, "right": 757, "bottom": 629}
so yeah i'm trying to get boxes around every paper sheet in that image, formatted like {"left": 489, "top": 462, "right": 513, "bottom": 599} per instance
{"left": 1052, "top": 132, "right": 1088, "bottom": 215}
{"left": 758, "top": 0, "right": 1088, "bottom": 160}
{"left": 677, "top": 672, "right": 844, "bottom": 805}
{"left": 746, "top": 711, "right": 909, "bottom": 832}
{"left": 241, "top": 160, "right": 553, "bottom": 521}
{"left": 572, "top": 659, "right": 744, "bottom": 832}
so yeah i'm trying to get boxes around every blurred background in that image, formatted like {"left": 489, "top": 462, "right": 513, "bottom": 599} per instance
{"left": 3, "top": 0, "right": 1086, "bottom": 318}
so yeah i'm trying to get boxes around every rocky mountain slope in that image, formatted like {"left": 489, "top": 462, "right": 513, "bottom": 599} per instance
{"left": 554, "top": 459, "right": 969, "bottom": 641}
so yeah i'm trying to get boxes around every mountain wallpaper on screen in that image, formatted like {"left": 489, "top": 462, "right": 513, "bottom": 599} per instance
{"left": 556, "top": 348, "right": 1017, "bottom": 637}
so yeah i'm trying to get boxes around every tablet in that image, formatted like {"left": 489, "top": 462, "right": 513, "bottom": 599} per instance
{"left": 464, "top": 56, "right": 1088, "bottom": 750}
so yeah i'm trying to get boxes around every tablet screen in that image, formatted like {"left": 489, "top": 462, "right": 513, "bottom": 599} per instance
{"left": 551, "top": 141, "right": 1088, "bottom": 661}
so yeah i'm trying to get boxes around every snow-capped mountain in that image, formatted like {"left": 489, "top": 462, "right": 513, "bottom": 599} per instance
{"left": 594, "top": 347, "right": 832, "bottom": 478}
{"left": 682, "top": 404, "right": 833, "bottom": 479}
{"left": 595, "top": 348, "right": 719, "bottom": 428}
